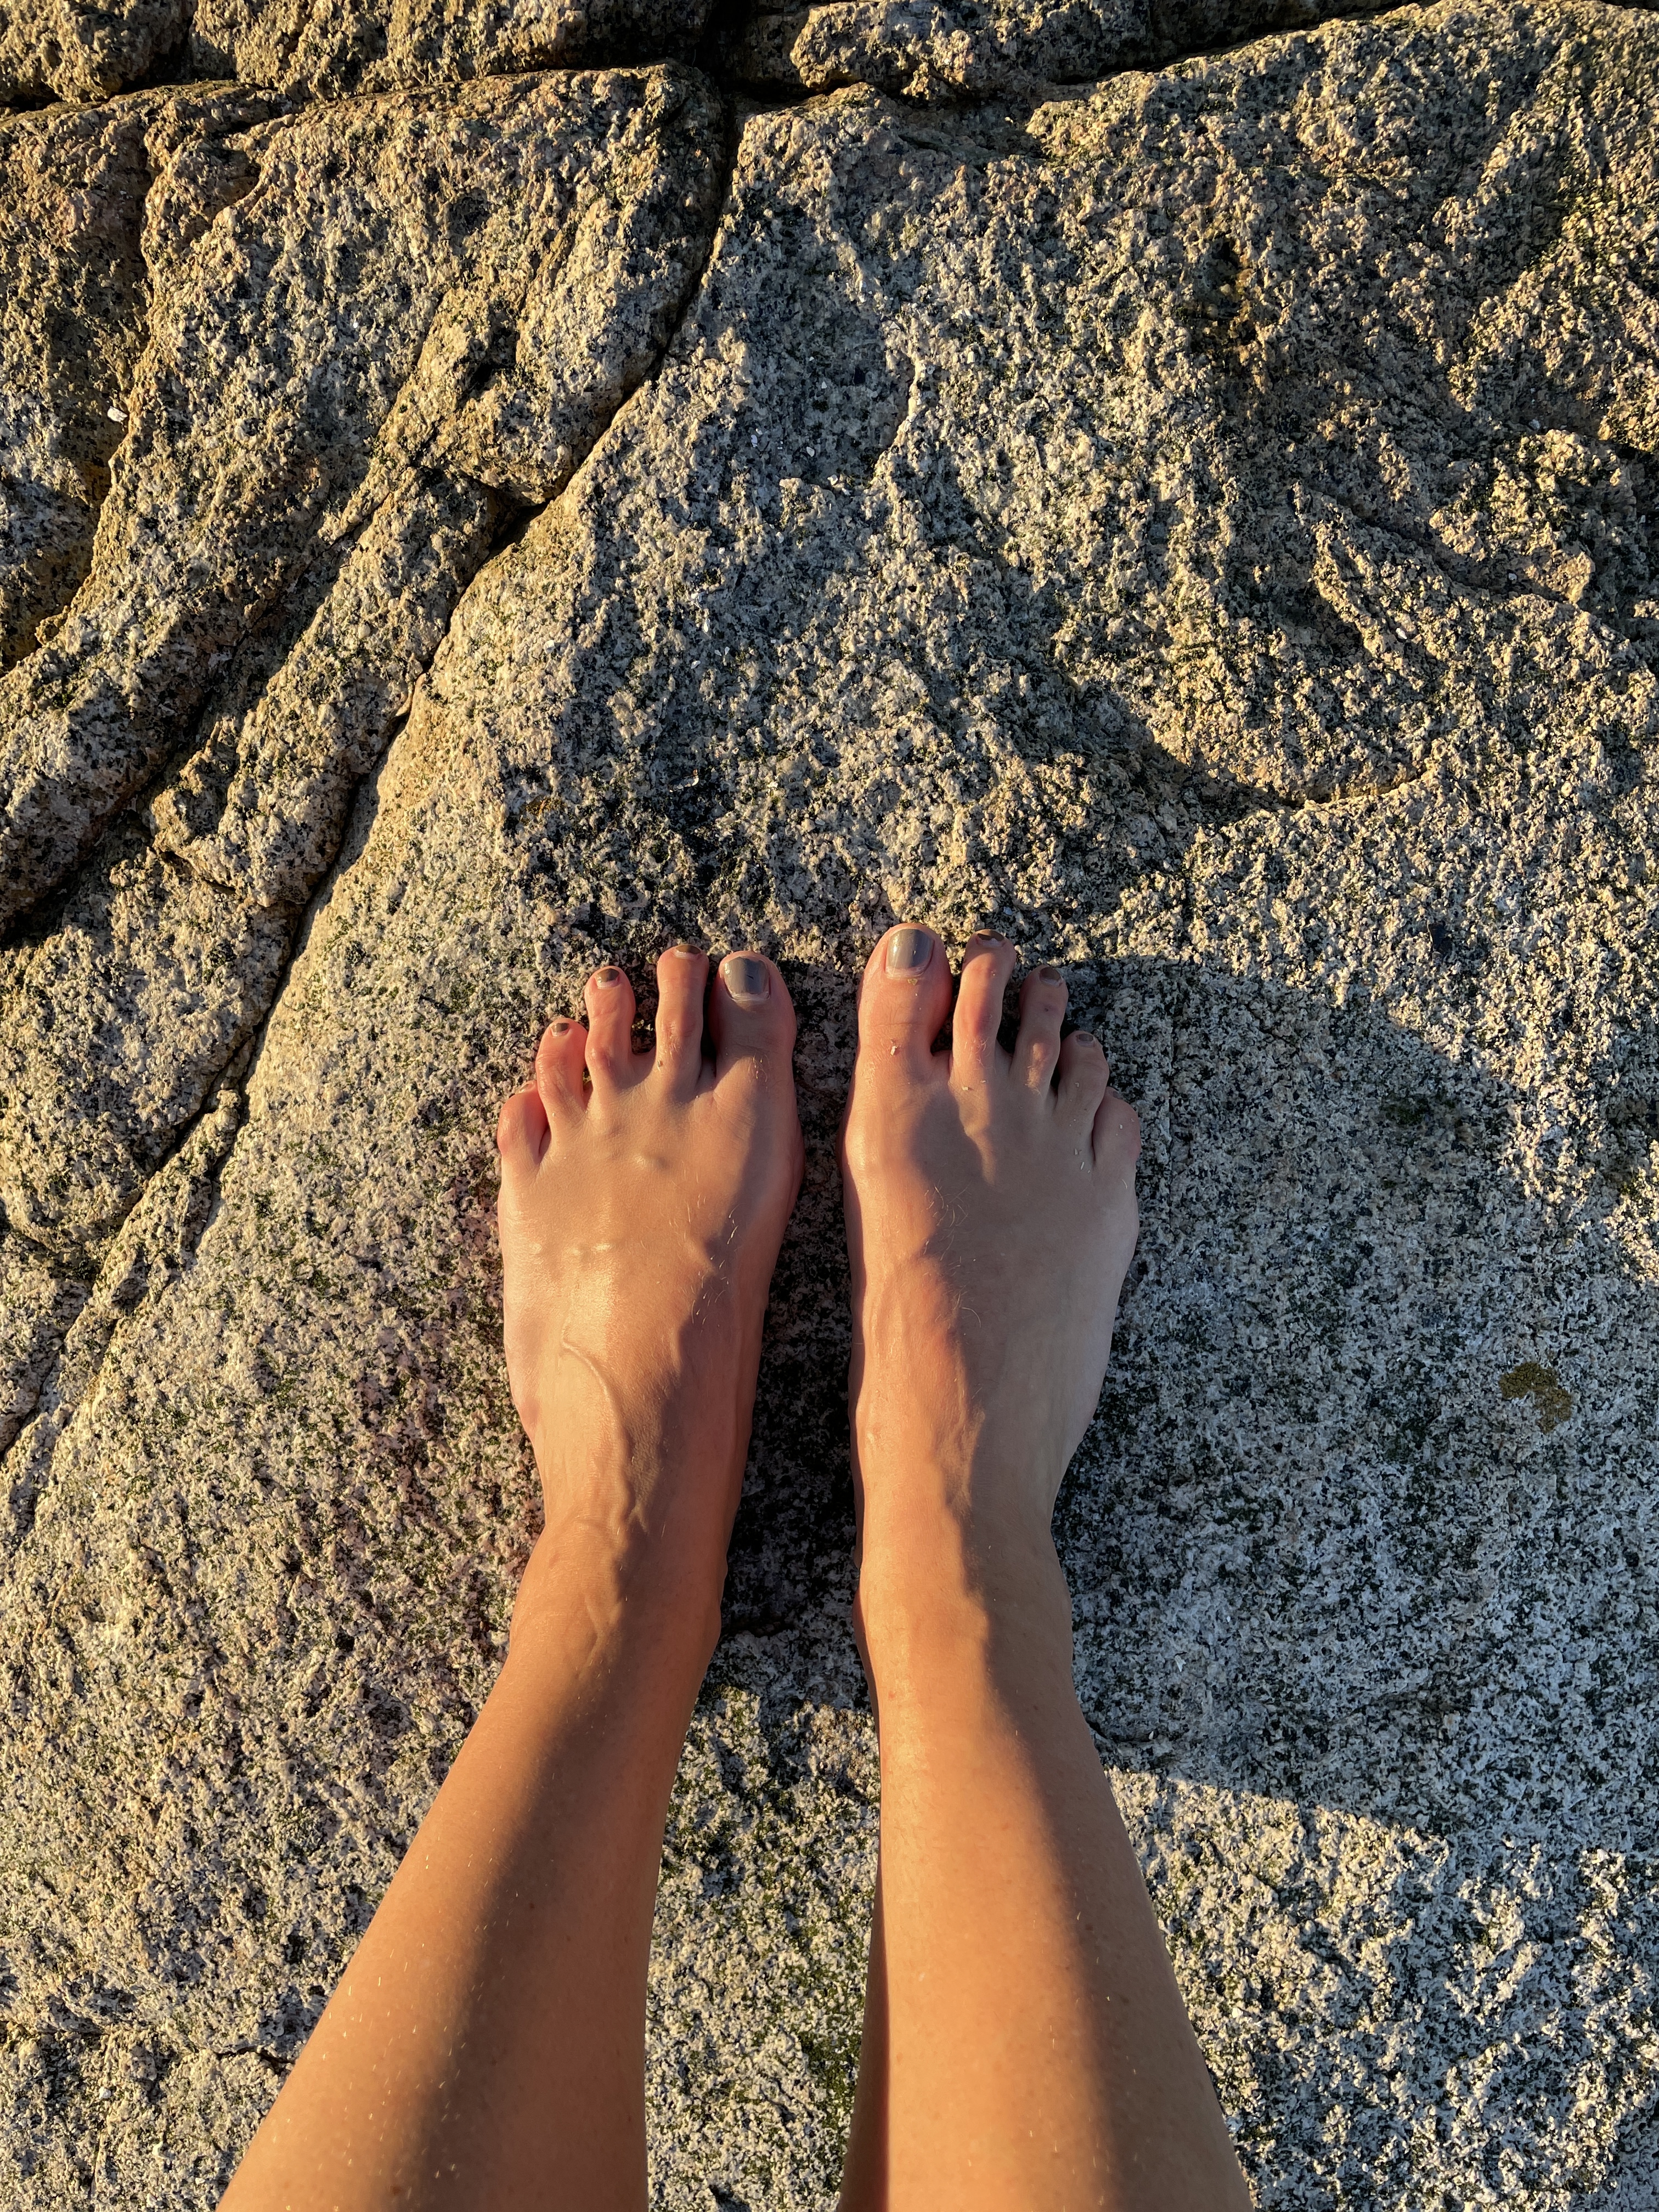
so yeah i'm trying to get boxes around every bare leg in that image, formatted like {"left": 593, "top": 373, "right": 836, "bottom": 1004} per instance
{"left": 221, "top": 945, "right": 802, "bottom": 2212}
{"left": 837, "top": 926, "right": 1249, "bottom": 2212}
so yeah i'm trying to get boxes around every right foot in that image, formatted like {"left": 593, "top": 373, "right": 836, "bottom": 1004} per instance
{"left": 840, "top": 925, "right": 1140, "bottom": 1622}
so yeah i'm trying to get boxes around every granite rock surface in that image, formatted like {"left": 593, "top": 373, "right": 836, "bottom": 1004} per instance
{"left": 720, "top": 0, "right": 1405, "bottom": 104}
{"left": 0, "top": 63, "right": 724, "bottom": 1252}
{"left": 3, "top": 0, "right": 1659, "bottom": 2205}
{"left": 0, "top": 0, "right": 713, "bottom": 104}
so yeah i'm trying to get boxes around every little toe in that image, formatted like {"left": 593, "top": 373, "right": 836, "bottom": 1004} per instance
{"left": 857, "top": 924, "right": 953, "bottom": 1079}
{"left": 949, "top": 933, "right": 1017, "bottom": 1089}
{"left": 653, "top": 942, "right": 709, "bottom": 1097}
{"left": 583, "top": 964, "right": 640, "bottom": 1091}
{"left": 1092, "top": 1087, "right": 1142, "bottom": 1186}
{"left": 1012, "top": 965, "right": 1068, "bottom": 1094}
{"left": 534, "top": 1016, "right": 590, "bottom": 1116}
{"left": 1057, "top": 1028, "right": 1111, "bottom": 1122}
{"left": 709, "top": 950, "right": 796, "bottom": 1078}
{"left": 496, "top": 1084, "right": 549, "bottom": 1180}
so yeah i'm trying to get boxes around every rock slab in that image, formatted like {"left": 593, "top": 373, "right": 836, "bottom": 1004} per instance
{"left": 3, "top": 0, "right": 1659, "bottom": 2206}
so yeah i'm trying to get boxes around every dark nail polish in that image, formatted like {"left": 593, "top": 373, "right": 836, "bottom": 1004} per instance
{"left": 887, "top": 927, "right": 933, "bottom": 975}
{"left": 669, "top": 940, "right": 703, "bottom": 958}
{"left": 723, "top": 955, "right": 770, "bottom": 1004}
{"left": 1035, "top": 964, "right": 1063, "bottom": 983}
{"left": 549, "top": 1018, "right": 572, "bottom": 1034}
{"left": 594, "top": 966, "right": 623, "bottom": 988}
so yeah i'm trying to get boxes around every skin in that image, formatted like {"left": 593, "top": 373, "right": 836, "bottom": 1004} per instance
{"left": 837, "top": 926, "right": 1249, "bottom": 2210}
{"left": 220, "top": 930, "right": 1250, "bottom": 2212}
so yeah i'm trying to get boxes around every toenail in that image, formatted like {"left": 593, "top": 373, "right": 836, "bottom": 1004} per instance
{"left": 549, "top": 1018, "right": 572, "bottom": 1034}
{"left": 594, "top": 966, "right": 624, "bottom": 989}
{"left": 1034, "top": 964, "right": 1063, "bottom": 983}
{"left": 723, "top": 954, "right": 770, "bottom": 1004}
{"left": 669, "top": 940, "right": 703, "bottom": 958}
{"left": 887, "top": 927, "right": 934, "bottom": 975}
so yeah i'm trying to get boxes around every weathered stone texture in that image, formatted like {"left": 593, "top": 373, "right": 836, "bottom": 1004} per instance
{"left": 0, "top": 65, "right": 725, "bottom": 1255}
{"left": 722, "top": 0, "right": 1412, "bottom": 104}
{"left": 0, "top": 0, "right": 185, "bottom": 103}
{"left": 3, "top": 0, "right": 1659, "bottom": 2205}
{"left": 0, "top": 0, "right": 712, "bottom": 103}
{"left": 0, "top": 65, "right": 724, "bottom": 928}
{"left": 188, "top": 0, "right": 714, "bottom": 99}
{"left": 0, "top": 97, "right": 153, "bottom": 674}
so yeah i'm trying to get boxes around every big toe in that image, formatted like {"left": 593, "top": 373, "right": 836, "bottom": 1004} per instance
{"left": 709, "top": 950, "right": 797, "bottom": 1079}
{"left": 857, "top": 924, "right": 953, "bottom": 1079}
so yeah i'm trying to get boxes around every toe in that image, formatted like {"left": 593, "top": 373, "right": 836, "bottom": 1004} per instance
{"left": 1092, "top": 1087, "right": 1142, "bottom": 1187}
{"left": 709, "top": 950, "right": 796, "bottom": 1079}
{"left": 534, "top": 1016, "right": 590, "bottom": 1115}
{"left": 496, "top": 1084, "right": 549, "bottom": 1180}
{"left": 1012, "top": 965, "right": 1068, "bottom": 1094}
{"left": 949, "top": 933, "right": 1017, "bottom": 1088}
{"left": 653, "top": 942, "right": 709, "bottom": 1097}
{"left": 583, "top": 964, "right": 639, "bottom": 1091}
{"left": 857, "top": 924, "right": 953, "bottom": 1079}
{"left": 1057, "top": 1028, "right": 1110, "bottom": 1123}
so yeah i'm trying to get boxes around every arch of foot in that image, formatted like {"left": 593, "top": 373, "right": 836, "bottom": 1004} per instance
{"left": 2, "top": 0, "right": 1658, "bottom": 2207}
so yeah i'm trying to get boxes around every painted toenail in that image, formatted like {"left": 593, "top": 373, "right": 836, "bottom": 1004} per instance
{"left": 550, "top": 1018, "right": 572, "bottom": 1034}
{"left": 669, "top": 940, "right": 703, "bottom": 958}
{"left": 594, "top": 967, "right": 624, "bottom": 989}
{"left": 1035, "top": 964, "right": 1063, "bottom": 983}
{"left": 723, "top": 955, "right": 770, "bottom": 1004}
{"left": 887, "top": 928, "right": 933, "bottom": 975}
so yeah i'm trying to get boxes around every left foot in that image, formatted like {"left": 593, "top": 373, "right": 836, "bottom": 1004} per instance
{"left": 495, "top": 946, "right": 802, "bottom": 1638}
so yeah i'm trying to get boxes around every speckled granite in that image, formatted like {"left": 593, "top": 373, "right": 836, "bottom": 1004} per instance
{"left": 3, "top": 0, "right": 1658, "bottom": 2203}
{"left": 0, "top": 0, "right": 713, "bottom": 105}
{"left": 0, "top": 65, "right": 724, "bottom": 1251}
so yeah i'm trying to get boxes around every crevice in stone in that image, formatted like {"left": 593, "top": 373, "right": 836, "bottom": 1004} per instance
{"left": 0, "top": 86, "right": 741, "bottom": 1308}
{"left": 121, "top": 5, "right": 198, "bottom": 93}
{"left": 0, "top": 1049, "right": 249, "bottom": 1552}
{"left": 710, "top": 0, "right": 1659, "bottom": 117}
{"left": 1, "top": 67, "right": 727, "bottom": 942}
{"left": 195, "top": 78, "right": 744, "bottom": 1117}
{"left": 1143, "top": 0, "right": 1415, "bottom": 77}
{"left": 5, "top": 0, "right": 1656, "bottom": 121}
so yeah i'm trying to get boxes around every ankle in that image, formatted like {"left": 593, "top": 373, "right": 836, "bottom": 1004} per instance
{"left": 855, "top": 1491, "right": 1075, "bottom": 1690}
{"left": 518, "top": 1342, "right": 754, "bottom": 1634}
{"left": 510, "top": 1506, "right": 727, "bottom": 1684}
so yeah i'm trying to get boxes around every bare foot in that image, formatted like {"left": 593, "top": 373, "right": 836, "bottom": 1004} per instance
{"left": 840, "top": 924, "right": 1139, "bottom": 1623}
{"left": 496, "top": 945, "right": 802, "bottom": 1640}
{"left": 836, "top": 933, "right": 1248, "bottom": 2212}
